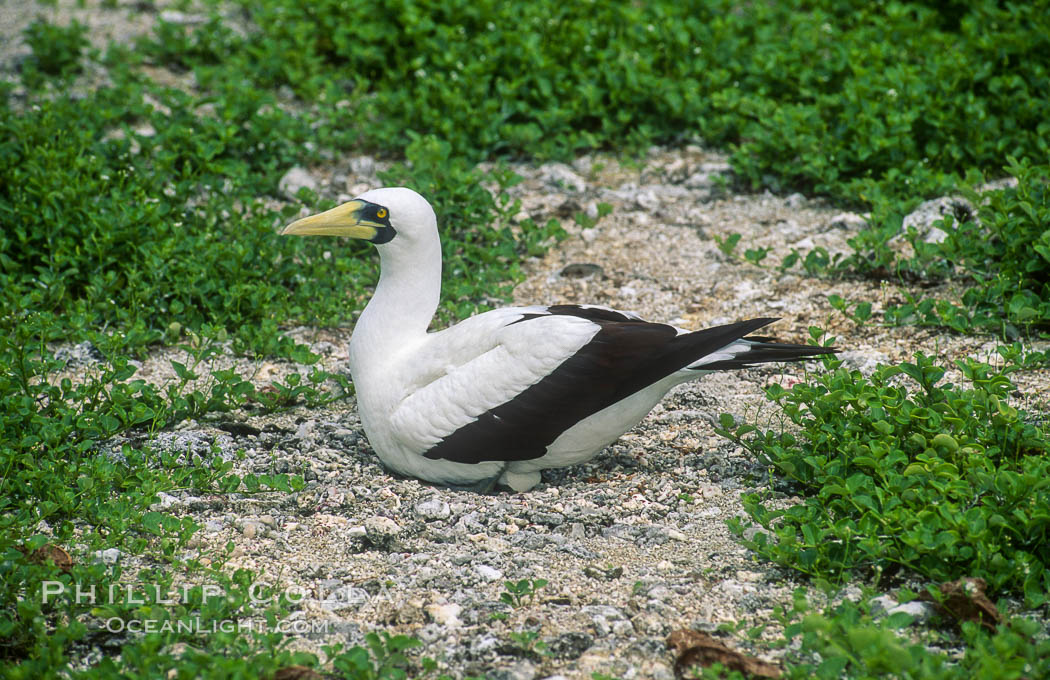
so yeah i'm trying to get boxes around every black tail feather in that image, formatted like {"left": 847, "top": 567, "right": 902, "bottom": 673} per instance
{"left": 695, "top": 336, "right": 837, "bottom": 371}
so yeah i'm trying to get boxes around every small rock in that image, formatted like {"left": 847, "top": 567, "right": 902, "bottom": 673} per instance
{"left": 583, "top": 565, "right": 623, "bottom": 581}
{"left": 631, "top": 612, "right": 668, "bottom": 636}
{"left": 838, "top": 350, "right": 888, "bottom": 376}
{"left": 364, "top": 516, "right": 401, "bottom": 546}
{"left": 450, "top": 553, "right": 473, "bottom": 566}
{"left": 547, "top": 632, "right": 593, "bottom": 660}
{"left": 902, "top": 196, "right": 975, "bottom": 244}
{"left": 414, "top": 497, "right": 451, "bottom": 521}
{"left": 634, "top": 189, "right": 660, "bottom": 211}
{"left": 978, "top": 177, "right": 1019, "bottom": 193}
{"left": 591, "top": 616, "right": 611, "bottom": 637}
{"left": 717, "top": 579, "right": 748, "bottom": 597}
{"left": 887, "top": 600, "right": 937, "bottom": 623}
{"left": 683, "top": 172, "right": 715, "bottom": 189}
{"left": 742, "top": 525, "right": 771, "bottom": 542}
{"left": 471, "top": 634, "right": 502, "bottom": 656}
{"left": 532, "top": 512, "right": 565, "bottom": 527}
{"left": 294, "top": 419, "right": 317, "bottom": 442}
{"left": 159, "top": 10, "right": 206, "bottom": 24}
{"left": 474, "top": 564, "right": 503, "bottom": 582}
{"left": 150, "top": 492, "right": 179, "bottom": 510}
{"left": 489, "top": 660, "right": 538, "bottom": 680}
{"left": 828, "top": 212, "right": 867, "bottom": 230}
{"left": 697, "top": 483, "right": 722, "bottom": 498}
{"left": 572, "top": 156, "right": 593, "bottom": 175}
{"left": 238, "top": 520, "right": 265, "bottom": 539}
{"left": 349, "top": 155, "right": 376, "bottom": 176}
{"left": 279, "top": 167, "right": 319, "bottom": 200}
{"left": 425, "top": 602, "right": 462, "bottom": 628}
{"left": 312, "top": 341, "right": 338, "bottom": 356}
{"left": 647, "top": 585, "right": 673, "bottom": 600}
{"left": 54, "top": 341, "right": 104, "bottom": 367}
{"left": 665, "top": 528, "right": 687, "bottom": 542}
{"left": 868, "top": 595, "right": 899, "bottom": 616}
{"left": 94, "top": 548, "right": 122, "bottom": 565}
{"left": 540, "top": 163, "right": 587, "bottom": 193}
{"left": 560, "top": 263, "right": 603, "bottom": 279}
{"left": 582, "top": 604, "right": 625, "bottom": 620}
{"left": 699, "top": 160, "right": 731, "bottom": 174}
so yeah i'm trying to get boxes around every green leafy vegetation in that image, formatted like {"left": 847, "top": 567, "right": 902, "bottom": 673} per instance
{"left": 138, "top": 0, "right": 1049, "bottom": 207}
{"left": 506, "top": 629, "right": 548, "bottom": 658}
{"left": 777, "top": 159, "right": 1050, "bottom": 338}
{"left": 499, "top": 578, "right": 548, "bottom": 609}
{"left": 691, "top": 591, "right": 1050, "bottom": 680}
{"left": 20, "top": 18, "right": 89, "bottom": 86}
{"left": 720, "top": 346, "right": 1050, "bottom": 605}
{"left": 883, "top": 160, "right": 1050, "bottom": 337}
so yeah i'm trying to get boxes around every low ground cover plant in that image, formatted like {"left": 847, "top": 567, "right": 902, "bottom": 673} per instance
{"left": 691, "top": 591, "right": 1050, "bottom": 679}
{"left": 138, "top": 0, "right": 1050, "bottom": 208}
{"left": 721, "top": 345, "right": 1049, "bottom": 604}
{"left": 716, "top": 344, "right": 1050, "bottom": 678}
{"left": 882, "top": 160, "right": 1050, "bottom": 337}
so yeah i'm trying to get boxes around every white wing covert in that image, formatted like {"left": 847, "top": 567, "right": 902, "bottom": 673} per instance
{"left": 389, "top": 310, "right": 599, "bottom": 453}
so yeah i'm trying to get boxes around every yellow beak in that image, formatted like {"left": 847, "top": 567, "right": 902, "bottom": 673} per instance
{"left": 281, "top": 200, "right": 382, "bottom": 239}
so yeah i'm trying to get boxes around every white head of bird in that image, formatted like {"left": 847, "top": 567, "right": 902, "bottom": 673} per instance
{"left": 283, "top": 187, "right": 443, "bottom": 344}
{"left": 282, "top": 186, "right": 438, "bottom": 257}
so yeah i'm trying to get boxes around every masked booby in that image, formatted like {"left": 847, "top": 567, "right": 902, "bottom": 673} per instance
{"left": 282, "top": 187, "right": 835, "bottom": 492}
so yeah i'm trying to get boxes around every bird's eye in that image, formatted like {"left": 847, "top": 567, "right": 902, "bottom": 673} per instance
{"left": 376, "top": 208, "right": 388, "bottom": 219}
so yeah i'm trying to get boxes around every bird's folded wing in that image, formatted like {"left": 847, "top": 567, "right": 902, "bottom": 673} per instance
{"left": 389, "top": 312, "right": 600, "bottom": 457}
{"left": 388, "top": 307, "right": 707, "bottom": 464}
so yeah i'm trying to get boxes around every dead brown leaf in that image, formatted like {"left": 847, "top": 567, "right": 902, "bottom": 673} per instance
{"left": 271, "top": 666, "right": 325, "bottom": 680}
{"left": 667, "top": 629, "right": 780, "bottom": 679}
{"left": 919, "top": 577, "right": 1002, "bottom": 631}
{"left": 21, "top": 544, "right": 74, "bottom": 572}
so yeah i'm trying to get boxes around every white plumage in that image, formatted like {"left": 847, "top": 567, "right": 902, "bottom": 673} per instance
{"left": 283, "top": 187, "right": 834, "bottom": 491}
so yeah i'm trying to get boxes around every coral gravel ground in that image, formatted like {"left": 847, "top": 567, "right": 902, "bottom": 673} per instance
{"left": 69, "top": 148, "right": 1050, "bottom": 678}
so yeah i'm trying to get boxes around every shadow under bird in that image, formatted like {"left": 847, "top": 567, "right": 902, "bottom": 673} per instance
{"left": 282, "top": 187, "right": 836, "bottom": 492}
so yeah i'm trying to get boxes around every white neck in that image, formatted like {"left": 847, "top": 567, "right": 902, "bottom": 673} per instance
{"left": 348, "top": 233, "right": 442, "bottom": 372}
